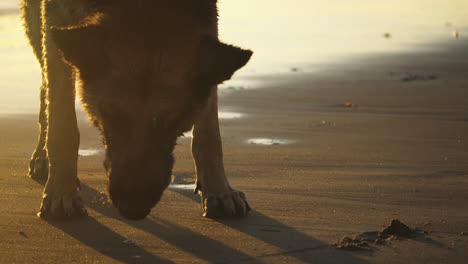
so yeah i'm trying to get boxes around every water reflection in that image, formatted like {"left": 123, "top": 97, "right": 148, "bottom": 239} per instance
{"left": 181, "top": 111, "right": 245, "bottom": 138}
{"left": 168, "top": 183, "right": 196, "bottom": 191}
{"left": 79, "top": 148, "right": 102, "bottom": 157}
{"left": 246, "top": 138, "right": 296, "bottom": 146}
{"left": 218, "top": 111, "right": 244, "bottom": 119}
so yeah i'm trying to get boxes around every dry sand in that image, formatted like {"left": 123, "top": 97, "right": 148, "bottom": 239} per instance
{"left": 1, "top": 39, "right": 468, "bottom": 263}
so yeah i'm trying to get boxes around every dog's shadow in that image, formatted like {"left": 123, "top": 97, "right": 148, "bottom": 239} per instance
{"left": 52, "top": 183, "right": 369, "bottom": 264}
{"left": 46, "top": 216, "right": 173, "bottom": 263}
{"left": 33, "top": 173, "right": 372, "bottom": 263}
{"left": 78, "top": 184, "right": 264, "bottom": 263}
{"left": 171, "top": 185, "right": 373, "bottom": 264}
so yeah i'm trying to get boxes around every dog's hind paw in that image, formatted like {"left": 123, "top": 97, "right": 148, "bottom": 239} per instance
{"left": 37, "top": 191, "right": 87, "bottom": 219}
{"left": 200, "top": 190, "right": 251, "bottom": 218}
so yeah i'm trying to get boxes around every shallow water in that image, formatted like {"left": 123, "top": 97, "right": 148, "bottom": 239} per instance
{"left": 246, "top": 138, "right": 296, "bottom": 146}
{"left": 78, "top": 148, "right": 102, "bottom": 157}
{"left": 218, "top": 111, "right": 244, "bottom": 119}
{"left": 168, "top": 183, "right": 197, "bottom": 191}
{"left": 181, "top": 111, "right": 245, "bottom": 138}
{"left": 0, "top": 1, "right": 467, "bottom": 113}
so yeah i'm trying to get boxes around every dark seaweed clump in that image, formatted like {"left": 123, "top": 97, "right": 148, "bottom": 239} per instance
{"left": 335, "top": 219, "right": 423, "bottom": 251}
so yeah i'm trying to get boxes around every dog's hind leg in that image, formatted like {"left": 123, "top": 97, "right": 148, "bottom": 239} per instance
{"left": 28, "top": 85, "right": 49, "bottom": 180}
{"left": 21, "top": 0, "right": 49, "bottom": 180}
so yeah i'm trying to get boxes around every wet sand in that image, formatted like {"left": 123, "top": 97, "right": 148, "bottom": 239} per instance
{"left": 1, "top": 39, "right": 468, "bottom": 263}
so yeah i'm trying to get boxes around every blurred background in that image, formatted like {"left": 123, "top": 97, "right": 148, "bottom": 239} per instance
{"left": 0, "top": 0, "right": 467, "bottom": 114}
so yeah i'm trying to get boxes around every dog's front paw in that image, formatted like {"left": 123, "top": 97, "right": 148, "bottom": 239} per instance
{"left": 38, "top": 192, "right": 87, "bottom": 219}
{"left": 199, "top": 190, "right": 251, "bottom": 218}
{"left": 38, "top": 179, "right": 87, "bottom": 219}
{"left": 28, "top": 154, "right": 49, "bottom": 180}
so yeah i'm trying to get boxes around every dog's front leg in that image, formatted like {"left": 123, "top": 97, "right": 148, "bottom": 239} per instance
{"left": 191, "top": 90, "right": 250, "bottom": 218}
{"left": 37, "top": 24, "right": 86, "bottom": 219}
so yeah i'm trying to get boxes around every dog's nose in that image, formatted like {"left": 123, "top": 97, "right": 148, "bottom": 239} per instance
{"left": 117, "top": 203, "right": 151, "bottom": 220}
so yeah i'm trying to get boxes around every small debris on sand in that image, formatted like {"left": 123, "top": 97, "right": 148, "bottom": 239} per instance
{"left": 344, "top": 102, "right": 354, "bottom": 108}
{"left": 383, "top": 32, "right": 391, "bottom": 39}
{"left": 401, "top": 74, "right": 437, "bottom": 82}
{"left": 335, "top": 219, "right": 424, "bottom": 251}
{"left": 18, "top": 231, "right": 28, "bottom": 238}
{"left": 290, "top": 67, "right": 300, "bottom": 72}
{"left": 453, "top": 31, "right": 459, "bottom": 39}
{"left": 124, "top": 238, "right": 137, "bottom": 245}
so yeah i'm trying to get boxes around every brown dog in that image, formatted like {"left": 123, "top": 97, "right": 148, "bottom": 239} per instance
{"left": 21, "top": 0, "right": 252, "bottom": 220}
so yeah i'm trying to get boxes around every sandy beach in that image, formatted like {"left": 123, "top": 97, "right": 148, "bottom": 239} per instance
{"left": 0, "top": 36, "right": 467, "bottom": 263}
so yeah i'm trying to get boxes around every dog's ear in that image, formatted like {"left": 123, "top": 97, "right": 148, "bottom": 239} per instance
{"left": 51, "top": 24, "right": 108, "bottom": 79}
{"left": 196, "top": 37, "right": 253, "bottom": 86}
